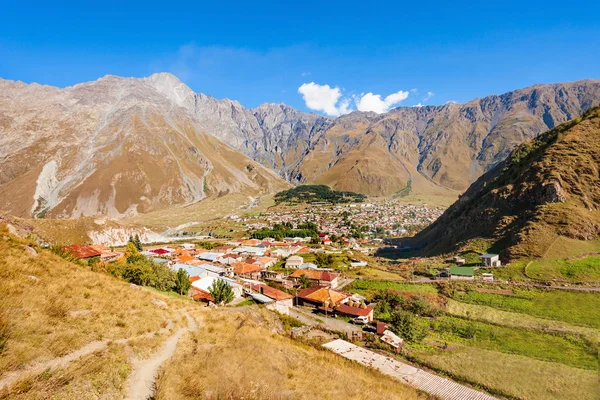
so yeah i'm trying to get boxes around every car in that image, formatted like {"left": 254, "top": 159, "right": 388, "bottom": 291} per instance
{"left": 351, "top": 316, "right": 369, "bottom": 325}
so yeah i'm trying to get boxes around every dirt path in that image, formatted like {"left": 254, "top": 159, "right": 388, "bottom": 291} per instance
{"left": 0, "top": 318, "right": 179, "bottom": 391}
{"left": 125, "top": 312, "right": 197, "bottom": 400}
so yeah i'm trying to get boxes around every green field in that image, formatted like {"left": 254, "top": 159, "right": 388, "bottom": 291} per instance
{"left": 526, "top": 255, "right": 600, "bottom": 282}
{"left": 452, "top": 287, "right": 600, "bottom": 328}
{"left": 356, "top": 277, "right": 600, "bottom": 399}
{"left": 348, "top": 279, "right": 439, "bottom": 297}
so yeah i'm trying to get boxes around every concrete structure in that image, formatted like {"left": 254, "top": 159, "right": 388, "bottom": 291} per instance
{"left": 480, "top": 254, "right": 501, "bottom": 267}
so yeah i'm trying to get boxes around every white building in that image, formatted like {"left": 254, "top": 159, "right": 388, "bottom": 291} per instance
{"left": 480, "top": 254, "right": 501, "bottom": 267}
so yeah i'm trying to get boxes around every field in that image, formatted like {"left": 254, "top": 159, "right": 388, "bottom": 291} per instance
{"left": 351, "top": 276, "right": 600, "bottom": 400}
{"left": 347, "top": 279, "right": 439, "bottom": 297}
{"left": 155, "top": 307, "right": 428, "bottom": 400}
{"left": 452, "top": 287, "right": 600, "bottom": 328}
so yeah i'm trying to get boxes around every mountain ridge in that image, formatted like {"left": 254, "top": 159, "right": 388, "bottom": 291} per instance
{"left": 407, "top": 106, "right": 600, "bottom": 260}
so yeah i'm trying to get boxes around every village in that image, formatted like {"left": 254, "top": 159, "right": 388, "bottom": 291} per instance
{"left": 240, "top": 200, "right": 445, "bottom": 239}
{"left": 63, "top": 225, "right": 503, "bottom": 351}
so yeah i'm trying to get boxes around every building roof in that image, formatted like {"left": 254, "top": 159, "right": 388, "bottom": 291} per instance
{"left": 480, "top": 254, "right": 499, "bottom": 258}
{"left": 289, "top": 269, "right": 339, "bottom": 281}
{"left": 449, "top": 266, "right": 475, "bottom": 276}
{"left": 64, "top": 245, "right": 102, "bottom": 259}
{"left": 233, "top": 262, "right": 263, "bottom": 275}
{"left": 298, "top": 286, "right": 347, "bottom": 306}
{"left": 149, "top": 248, "right": 170, "bottom": 255}
{"left": 249, "top": 283, "right": 293, "bottom": 301}
{"left": 335, "top": 304, "right": 374, "bottom": 317}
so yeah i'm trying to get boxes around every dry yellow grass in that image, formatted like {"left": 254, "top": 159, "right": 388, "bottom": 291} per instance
{"left": 156, "top": 307, "right": 430, "bottom": 400}
{"left": 0, "top": 224, "right": 191, "bottom": 397}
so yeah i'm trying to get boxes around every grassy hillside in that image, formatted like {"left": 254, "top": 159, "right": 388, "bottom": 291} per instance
{"left": 409, "top": 106, "right": 600, "bottom": 260}
{"left": 0, "top": 224, "right": 191, "bottom": 399}
{"left": 156, "top": 307, "right": 427, "bottom": 400}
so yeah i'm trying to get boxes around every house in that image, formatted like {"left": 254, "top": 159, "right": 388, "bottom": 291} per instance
{"left": 232, "top": 262, "right": 264, "bottom": 280}
{"left": 482, "top": 273, "right": 494, "bottom": 282}
{"left": 218, "top": 254, "right": 242, "bottom": 265}
{"left": 197, "top": 252, "right": 225, "bottom": 262}
{"left": 271, "top": 248, "right": 291, "bottom": 258}
{"left": 335, "top": 303, "right": 374, "bottom": 322}
{"left": 63, "top": 245, "right": 101, "bottom": 260}
{"left": 180, "top": 243, "right": 195, "bottom": 250}
{"left": 149, "top": 247, "right": 173, "bottom": 256}
{"left": 289, "top": 269, "right": 340, "bottom": 288}
{"left": 480, "top": 254, "right": 502, "bottom": 267}
{"left": 285, "top": 255, "right": 304, "bottom": 269}
{"left": 172, "top": 263, "right": 215, "bottom": 279}
{"left": 256, "top": 256, "right": 277, "bottom": 268}
{"left": 189, "top": 286, "right": 213, "bottom": 302}
{"left": 89, "top": 245, "right": 121, "bottom": 261}
{"left": 247, "top": 283, "right": 294, "bottom": 307}
{"left": 450, "top": 266, "right": 475, "bottom": 281}
{"left": 296, "top": 286, "right": 348, "bottom": 308}
{"left": 299, "top": 262, "right": 318, "bottom": 270}
{"left": 232, "top": 246, "right": 266, "bottom": 257}
{"left": 453, "top": 256, "right": 466, "bottom": 266}
{"left": 191, "top": 276, "right": 243, "bottom": 299}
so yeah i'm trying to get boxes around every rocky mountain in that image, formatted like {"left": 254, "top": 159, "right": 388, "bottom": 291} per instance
{"left": 1, "top": 73, "right": 600, "bottom": 220}
{"left": 148, "top": 74, "right": 600, "bottom": 197}
{"left": 0, "top": 74, "right": 289, "bottom": 219}
{"left": 408, "top": 107, "right": 600, "bottom": 260}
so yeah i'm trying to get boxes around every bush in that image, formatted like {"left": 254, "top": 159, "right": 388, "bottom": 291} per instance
{"left": 390, "top": 310, "right": 428, "bottom": 343}
{"left": 209, "top": 279, "right": 235, "bottom": 304}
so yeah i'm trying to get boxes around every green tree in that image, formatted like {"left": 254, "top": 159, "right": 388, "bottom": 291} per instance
{"left": 122, "top": 261, "right": 155, "bottom": 286}
{"left": 390, "top": 310, "right": 428, "bottom": 343}
{"left": 151, "top": 263, "right": 176, "bottom": 291}
{"left": 174, "top": 269, "right": 192, "bottom": 295}
{"left": 208, "top": 279, "right": 235, "bottom": 304}
{"left": 134, "top": 234, "right": 143, "bottom": 251}
{"left": 125, "top": 242, "right": 146, "bottom": 264}
{"left": 299, "top": 273, "right": 312, "bottom": 289}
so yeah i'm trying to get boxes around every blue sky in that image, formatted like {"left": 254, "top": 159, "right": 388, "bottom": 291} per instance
{"left": 1, "top": 1, "right": 599, "bottom": 115}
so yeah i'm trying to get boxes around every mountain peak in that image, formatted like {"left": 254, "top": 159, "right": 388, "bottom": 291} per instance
{"left": 142, "top": 72, "right": 194, "bottom": 107}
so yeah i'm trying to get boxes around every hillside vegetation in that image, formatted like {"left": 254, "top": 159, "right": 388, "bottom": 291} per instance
{"left": 274, "top": 185, "right": 367, "bottom": 204}
{"left": 156, "top": 307, "right": 427, "bottom": 400}
{"left": 0, "top": 224, "right": 191, "bottom": 399}
{"left": 410, "top": 106, "right": 600, "bottom": 260}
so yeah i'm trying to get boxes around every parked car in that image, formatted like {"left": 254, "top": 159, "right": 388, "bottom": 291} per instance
{"left": 351, "top": 316, "right": 369, "bottom": 325}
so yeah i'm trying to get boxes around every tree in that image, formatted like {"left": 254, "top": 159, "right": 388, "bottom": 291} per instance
{"left": 298, "top": 273, "right": 312, "bottom": 289}
{"left": 208, "top": 279, "right": 234, "bottom": 304}
{"left": 151, "top": 263, "right": 176, "bottom": 291}
{"left": 174, "top": 269, "right": 191, "bottom": 295}
{"left": 390, "top": 310, "right": 427, "bottom": 343}
{"left": 125, "top": 242, "right": 145, "bottom": 264}
{"left": 134, "top": 234, "right": 143, "bottom": 251}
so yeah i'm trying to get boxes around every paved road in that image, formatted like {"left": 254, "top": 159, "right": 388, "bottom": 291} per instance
{"left": 289, "top": 307, "right": 362, "bottom": 334}
{"left": 323, "top": 339, "right": 496, "bottom": 400}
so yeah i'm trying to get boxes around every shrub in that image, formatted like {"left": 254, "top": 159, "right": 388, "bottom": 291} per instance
{"left": 209, "top": 279, "right": 234, "bottom": 304}
{"left": 390, "top": 310, "right": 428, "bottom": 343}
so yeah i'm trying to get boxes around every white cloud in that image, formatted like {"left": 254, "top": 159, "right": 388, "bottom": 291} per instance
{"left": 298, "top": 82, "right": 412, "bottom": 116}
{"left": 424, "top": 91, "right": 435, "bottom": 101}
{"left": 301, "top": 72, "right": 311, "bottom": 77}
{"left": 298, "top": 82, "right": 350, "bottom": 117}
{"left": 356, "top": 90, "right": 409, "bottom": 113}
{"left": 413, "top": 103, "right": 424, "bottom": 108}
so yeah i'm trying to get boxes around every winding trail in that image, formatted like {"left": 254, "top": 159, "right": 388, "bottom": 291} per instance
{"left": 125, "top": 312, "right": 198, "bottom": 400}
{"left": 0, "top": 319, "right": 176, "bottom": 391}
